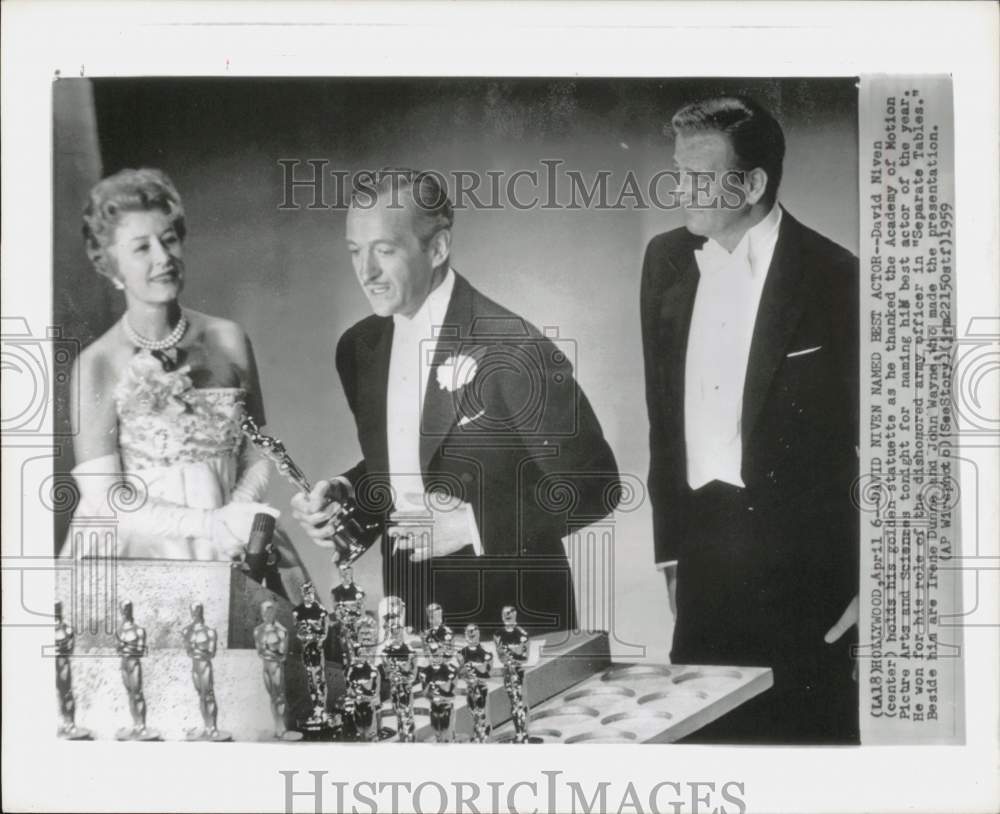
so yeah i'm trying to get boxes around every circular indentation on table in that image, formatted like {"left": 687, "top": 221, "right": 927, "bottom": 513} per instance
{"left": 564, "top": 686, "right": 636, "bottom": 706}
{"left": 601, "top": 709, "right": 674, "bottom": 727}
{"left": 492, "top": 728, "right": 563, "bottom": 743}
{"left": 532, "top": 704, "right": 601, "bottom": 727}
{"left": 601, "top": 664, "right": 673, "bottom": 683}
{"left": 565, "top": 729, "right": 638, "bottom": 744}
{"left": 671, "top": 669, "right": 743, "bottom": 690}
{"left": 636, "top": 689, "right": 711, "bottom": 712}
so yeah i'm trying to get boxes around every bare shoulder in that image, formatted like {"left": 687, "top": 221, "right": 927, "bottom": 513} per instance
{"left": 188, "top": 309, "right": 247, "bottom": 344}
{"left": 187, "top": 309, "right": 252, "bottom": 362}
{"left": 74, "top": 324, "right": 131, "bottom": 395}
{"left": 72, "top": 324, "right": 132, "bottom": 449}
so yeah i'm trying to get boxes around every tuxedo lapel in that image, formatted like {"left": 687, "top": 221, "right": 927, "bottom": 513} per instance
{"left": 419, "top": 273, "right": 475, "bottom": 471}
{"left": 741, "top": 211, "right": 807, "bottom": 448}
{"left": 356, "top": 317, "right": 393, "bottom": 476}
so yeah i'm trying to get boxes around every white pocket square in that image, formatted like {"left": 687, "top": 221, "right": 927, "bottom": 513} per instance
{"left": 457, "top": 408, "right": 487, "bottom": 427}
{"left": 786, "top": 345, "right": 822, "bottom": 358}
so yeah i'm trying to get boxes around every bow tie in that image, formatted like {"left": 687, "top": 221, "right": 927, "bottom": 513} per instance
{"left": 695, "top": 238, "right": 754, "bottom": 279}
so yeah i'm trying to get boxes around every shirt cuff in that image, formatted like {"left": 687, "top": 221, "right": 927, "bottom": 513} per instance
{"left": 462, "top": 503, "right": 483, "bottom": 556}
{"left": 655, "top": 560, "right": 677, "bottom": 571}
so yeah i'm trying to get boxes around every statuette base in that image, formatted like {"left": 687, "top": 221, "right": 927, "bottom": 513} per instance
{"left": 298, "top": 716, "right": 341, "bottom": 741}
{"left": 278, "top": 730, "right": 304, "bottom": 742}
{"left": 492, "top": 734, "right": 545, "bottom": 744}
{"left": 57, "top": 725, "right": 94, "bottom": 741}
{"left": 184, "top": 727, "right": 233, "bottom": 742}
{"left": 115, "top": 726, "right": 162, "bottom": 741}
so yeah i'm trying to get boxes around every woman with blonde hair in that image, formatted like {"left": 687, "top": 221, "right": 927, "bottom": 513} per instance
{"left": 62, "top": 167, "right": 307, "bottom": 596}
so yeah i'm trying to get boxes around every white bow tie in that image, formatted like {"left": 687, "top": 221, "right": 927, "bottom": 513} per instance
{"left": 695, "top": 239, "right": 754, "bottom": 279}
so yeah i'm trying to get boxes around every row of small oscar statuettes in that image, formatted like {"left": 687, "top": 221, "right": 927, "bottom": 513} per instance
{"left": 296, "top": 575, "right": 534, "bottom": 744}
{"left": 53, "top": 591, "right": 533, "bottom": 743}
{"left": 54, "top": 597, "right": 246, "bottom": 742}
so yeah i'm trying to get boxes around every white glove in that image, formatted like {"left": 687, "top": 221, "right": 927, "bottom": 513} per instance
{"left": 63, "top": 455, "right": 278, "bottom": 560}
{"left": 229, "top": 443, "right": 271, "bottom": 503}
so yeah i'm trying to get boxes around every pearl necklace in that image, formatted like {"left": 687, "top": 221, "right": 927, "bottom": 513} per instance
{"left": 122, "top": 313, "right": 189, "bottom": 351}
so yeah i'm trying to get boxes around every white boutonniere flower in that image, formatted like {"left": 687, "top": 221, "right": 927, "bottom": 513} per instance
{"left": 436, "top": 353, "right": 478, "bottom": 392}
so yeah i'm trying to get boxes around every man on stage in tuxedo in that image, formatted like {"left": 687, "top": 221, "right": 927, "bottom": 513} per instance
{"left": 293, "top": 168, "right": 620, "bottom": 637}
{"left": 641, "top": 97, "right": 859, "bottom": 743}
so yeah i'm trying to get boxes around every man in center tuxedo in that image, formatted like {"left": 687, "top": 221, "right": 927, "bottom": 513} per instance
{"left": 293, "top": 169, "right": 620, "bottom": 636}
{"left": 641, "top": 97, "right": 860, "bottom": 742}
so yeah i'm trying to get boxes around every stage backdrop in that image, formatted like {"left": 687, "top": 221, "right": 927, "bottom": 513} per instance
{"left": 54, "top": 77, "right": 858, "bottom": 663}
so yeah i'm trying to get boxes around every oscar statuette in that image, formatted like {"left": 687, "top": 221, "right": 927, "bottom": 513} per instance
{"left": 114, "top": 600, "right": 162, "bottom": 741}
{"left": 494, "top": 606, "right": 541, "bottom": 743}
{"left": 458, "top": 624, "right": 493, "bottom": 743}
{"left": 419, "top": 641, "right": 459, "bottom": 743}
{"left": 292, "top": 582, "right": 338, "bottom": 739}
{"left": 54, "top": 601, "right": 93, "bottom": 740}
{"left": 181, "top": 603, "right": 232, "bottom": 742}
{"left": 381, "top": 621, "right": 418, "bottom": 742}
{"left": 241, "top": 416, "right": 380, "bottom": 565}
{"left": 343, "top": 616, "right": 382, "bottom": 742}
{"left": 254, "top": 600, "right": 303, "bottom": 741}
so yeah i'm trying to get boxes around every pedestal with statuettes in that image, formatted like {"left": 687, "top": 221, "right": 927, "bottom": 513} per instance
{"left": 55, "top": 558, "right": 774, "bottom": 743}
{"left": 54, "top": 559, "right": 310, "bottom": 741}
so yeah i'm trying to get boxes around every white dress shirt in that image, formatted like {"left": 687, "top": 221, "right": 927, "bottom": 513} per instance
{"left": 685, "top": 203, "right": 783, "bottom": 490}
{"left": 657, "top": 205, "right": 782, "bottom": 571}
{"left": 386, "top": 268, "right": 482, "bottom": 554}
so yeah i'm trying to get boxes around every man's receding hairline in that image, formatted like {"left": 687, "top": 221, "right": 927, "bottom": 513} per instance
{"left": 347, "top": 193, "right": 448, "bottom": 247}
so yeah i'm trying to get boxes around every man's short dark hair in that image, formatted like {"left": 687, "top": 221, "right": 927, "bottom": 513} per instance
{"left": 671, "top": 96, "right": 786, "bottom": 205}
{"left": 350, "top": 167, "right": 454, "bottom": 247}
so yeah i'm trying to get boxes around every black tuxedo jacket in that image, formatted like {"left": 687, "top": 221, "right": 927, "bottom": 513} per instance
{"left": 641, "top": 209, "right": 859, "bottom": 644}
{"left": 336, "top": 272, "right": 620, "bottom": 635}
